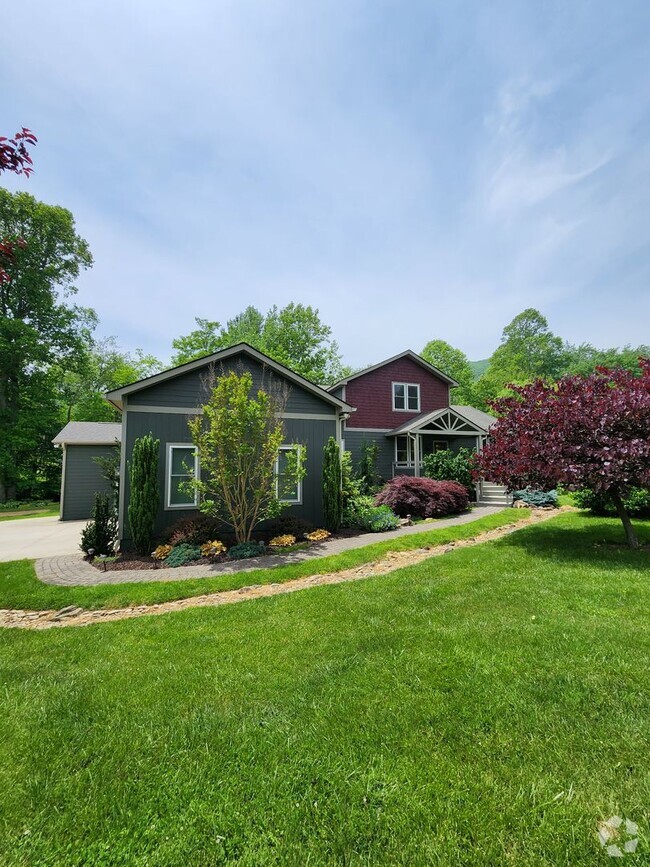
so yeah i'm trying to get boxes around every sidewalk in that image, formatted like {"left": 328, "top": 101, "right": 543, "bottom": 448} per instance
{"left": 35, "top": 506, "right": 504, "bottom": 587}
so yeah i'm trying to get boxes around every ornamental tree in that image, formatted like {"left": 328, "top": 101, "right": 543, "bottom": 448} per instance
{"left": 476, "top": 361, "right": 650, "bottom": 548}
{"left": 187, "top": 369, "right": 305, "bottom": 543}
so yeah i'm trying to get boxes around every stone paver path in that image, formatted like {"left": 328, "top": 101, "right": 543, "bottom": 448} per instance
{"left": 35, "top": 507, "right": 503, "bottom": 586}
{"left": 1, "top": 508, "right": 565, "bottom": 630}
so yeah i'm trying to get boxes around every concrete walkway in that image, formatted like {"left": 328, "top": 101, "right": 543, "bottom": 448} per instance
{"left": 35, "top": 506, "right": 504, "bottom": 587}
{"left": 0, "top": 515, "right": 86, "bottom": 563}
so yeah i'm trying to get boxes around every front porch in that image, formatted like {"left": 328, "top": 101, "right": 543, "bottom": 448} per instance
{"left": 390, "top": 407, "right": 488, "bottom": 478}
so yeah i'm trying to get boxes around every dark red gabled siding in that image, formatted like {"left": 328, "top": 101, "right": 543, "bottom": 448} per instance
{"left": 344, "top": 357, "right": 450, "bottom": 429}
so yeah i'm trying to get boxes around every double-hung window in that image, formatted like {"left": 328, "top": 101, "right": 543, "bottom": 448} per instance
{"left": 393, "top": 382, "right": 420, "bottom": 412}
{"left": 275, "top": 445, "right": 302, "bottom": 504}
{"left": 395, "top": 435, "right": 411, "bottom": 464}
{"left": 166, "top": 444, "right": 199, "bottom": 509}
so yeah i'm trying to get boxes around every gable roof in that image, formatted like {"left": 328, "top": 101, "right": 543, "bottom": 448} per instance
{"left": 52, "top": 422, "right": 122, "bottom": 446}
{"left": 328, "top": 350, "right": 459, "bottom": 390}
{"left": 105, "top": 343, "right": 355, "bottom": 413}
{"left": 387, "top": 404, "right": 496, "bottom": 436}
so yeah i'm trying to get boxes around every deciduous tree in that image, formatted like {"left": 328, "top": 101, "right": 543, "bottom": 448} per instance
{"left": 0, "top": 190, "right": 94, "bottom": 501}
{"left": 421, "top": 339, "right": 476, "bottom": 404}
{"left": 476, "top": 361, "right": 650, "bottom": 548}
{"left": 188, "top": 370, "right": 305, "bottom": 543}
{"left": 172, "top": 303, "right": 346, "bottom": 384}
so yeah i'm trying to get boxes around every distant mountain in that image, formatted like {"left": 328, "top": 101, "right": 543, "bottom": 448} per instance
{"left": 469, "top": 359, "right": 489, "bottom": 379}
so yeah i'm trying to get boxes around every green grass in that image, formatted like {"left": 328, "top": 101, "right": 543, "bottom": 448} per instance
{"left": 0, "top": 509, "right": 529, "bottom": 612}
{"left": 0, "top": 511, "right": 649, "bottom": 865}
{"left": 0, "top": 504, "right": 59, "bottom": 522}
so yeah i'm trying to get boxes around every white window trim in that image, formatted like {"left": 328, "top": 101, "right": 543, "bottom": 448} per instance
{"left": 392, "top": 382, "right": 420, "bottom": 412}
{"left": 394, "top": 435, "right": 413, "bottom": 465}
{"left": 165, "top": 443, "right": 199, "bottom": 510}
{"left": 275, "top": 444, "right": 303, "bottom": 505}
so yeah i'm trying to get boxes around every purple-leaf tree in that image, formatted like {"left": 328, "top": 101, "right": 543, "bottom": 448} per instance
{"left": 476, "top": 360, "right": 650, "bottom": 548}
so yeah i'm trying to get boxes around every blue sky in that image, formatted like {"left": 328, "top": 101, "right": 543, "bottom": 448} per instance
{"left": 2, "top": 1, "right": 649, "bottom": 368}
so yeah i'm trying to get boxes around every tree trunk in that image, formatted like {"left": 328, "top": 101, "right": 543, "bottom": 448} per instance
{"left": 610, "top": 491, "right": 640, "bottom": 550}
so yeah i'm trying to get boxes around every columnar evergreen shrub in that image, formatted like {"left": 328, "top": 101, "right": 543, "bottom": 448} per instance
{"left": 375, "top": 476, "right": 469, "bottom": 518}
{"left": 322, "top": 437, "right": 342, "bottom": 532}
{"left": 128, "top": 433, "right": 160, "bottom": 554}
{"left": 80, "top": 492, "right": 117, "bottom": 555}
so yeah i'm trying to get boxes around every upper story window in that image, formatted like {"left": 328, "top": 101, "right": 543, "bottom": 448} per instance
{"left": 392, "top": 382, "right": 420, "bottom": 412}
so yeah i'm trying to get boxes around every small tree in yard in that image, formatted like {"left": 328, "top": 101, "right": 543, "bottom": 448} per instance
{"left": 188, "top": 370, "right": 305, "bottom": 543}
{"left": 128, "top": 434, "right": 160, "bottom": 554}
{"left": 476, "top": 361, "right": 650, "bottom": 549}
{"left": 322, "top": 437, "right": 342, "bottom": 532}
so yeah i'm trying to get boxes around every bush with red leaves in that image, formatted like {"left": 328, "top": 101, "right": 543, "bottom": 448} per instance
{"left": 375, "top": 476, "right": 469, "bottom": 518}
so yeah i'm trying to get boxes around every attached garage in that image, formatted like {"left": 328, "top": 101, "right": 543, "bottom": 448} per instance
{"left": 52, "top": 422, "right": 121, "bottom": 521}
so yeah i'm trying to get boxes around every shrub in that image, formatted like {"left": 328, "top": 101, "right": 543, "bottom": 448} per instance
{"left": 269, "top": 534, "right": 297, "bottom": 547}
{"left": 422, "top": 448, "right": 475, "bottom": 497}
{"left": 341, "top": 451, "right": 362, "bottom": 508}
{"left": 265, "top": 515, "right": 315, "bottom": 538}
{"left": 341, "top": 495, "right": 376, "bottom": 528}
{"left": 572, "top": 487, "right": 650, "bottom": 517}
{"left": 200, "top": 540, "right": 227, "bottom": 557}
{"left": 152, "top": 544, "right": 173, "bottom": 561}
{"left": 375, "top": 476, "right": 469, "bottom": 518}
{"left": 80, "top": 492, "right": 117, "bottom": 556}
{"left": 163, "top": 515, "right": 226, "bottom": 546}
{"left": 358, "top": 504, "right": 399, "bottom": 532}
{"left": 165, "top": 544, "right": 202, "bottom": 567}
{"left": 513, "top": 488, "right": 558, "bottom": 507}
{"left": 322, "top": 437, "right": 343, "bottom": 532}
{"left": 227, "top": 541, "right": 266, "bottom": 561}
{"left": 357, "top": 440, "right": 381, "bottom": 494}
{"left": 305, "top": 529, "right": 331, "bottom": 543}
{"left": 128, "top": 433, "right": 160, "bottom": 554}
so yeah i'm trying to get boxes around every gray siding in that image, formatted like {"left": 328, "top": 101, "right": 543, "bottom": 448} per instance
{"left": 342, "top": 429, "right": 394, "bottom": 484}
{"left": 128, "top": 356, "right": 337, "bottom": 416}
{"left": 62, "top": 444, "right": 117, "bottom": 520}
{"left": 120, "top": 410, "right": 336, "bottom": 546}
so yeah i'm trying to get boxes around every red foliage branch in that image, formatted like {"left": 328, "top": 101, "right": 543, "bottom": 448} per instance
{"left": 0, "top": 128, "right": 37, "bottom": 177}
{"left": 476, "top": 361, "right": 650, "bottom": 546}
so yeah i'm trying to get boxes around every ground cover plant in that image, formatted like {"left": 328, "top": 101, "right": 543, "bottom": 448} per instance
{"left": 0, "top": 511, "right": 648, "bottom": 864}
{"left": 0, "top": 510, "right": 528, "bottom": 612}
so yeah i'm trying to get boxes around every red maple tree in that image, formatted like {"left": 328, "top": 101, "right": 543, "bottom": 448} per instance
{"left": 476, "top": 361, "right": 650, "bottom": 548}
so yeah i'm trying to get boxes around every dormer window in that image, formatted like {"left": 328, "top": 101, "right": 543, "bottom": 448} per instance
{"left": 393, "top": 382, "right": 420, "bottom": 412}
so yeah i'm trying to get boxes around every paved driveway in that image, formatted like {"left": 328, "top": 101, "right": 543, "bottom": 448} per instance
{"left": 0, "top": 516, "right": 86, "bottom": 562}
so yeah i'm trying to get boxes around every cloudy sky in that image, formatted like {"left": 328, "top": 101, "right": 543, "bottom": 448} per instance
{"left": 2, "top": 1, "right": 649, "bottom": 368}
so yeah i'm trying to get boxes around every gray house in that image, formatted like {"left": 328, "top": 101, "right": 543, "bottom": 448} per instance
{"left": 103, "top": 343, "right": 354, "bottom": 548}
{"left": 53, "top": 422, "right": 121, "bottom": 520}
{"left": 54, "top": 343, "right": 507, "bottom": 542}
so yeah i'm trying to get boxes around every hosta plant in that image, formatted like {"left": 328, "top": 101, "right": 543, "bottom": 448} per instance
{"left": 200, "top": 540, "right": 227, "bottom": 557}
{"left": 151, "top": 544, "right": 173, "bottom": 561}
{"left": 305, "top": 529, "right": 331, "bottom": 542}
{"left": 269, "top": 534, "right": 297, "bottom": 548}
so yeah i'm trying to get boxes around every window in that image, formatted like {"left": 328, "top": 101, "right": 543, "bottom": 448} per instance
{"left": 392, "top": 382, "right": 420, "bottom": 412}
{"left": 395, "top": 435, "right": 411, "bottom": 464}
{"left": 276, "top": 445, "right": 302, "bottom": 504}
{"left": 166, "top": 444, "right": 199, "bottom": 509}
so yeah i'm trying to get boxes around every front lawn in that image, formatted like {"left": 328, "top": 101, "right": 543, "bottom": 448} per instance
{"left": 0, "top": 503, "right": 60, "bottom": 522}
{"left": 0, "top": 512, "right": 648, "bottom": 864}
{"left": 0, "top": 509, "right": 529, "bottom": 612}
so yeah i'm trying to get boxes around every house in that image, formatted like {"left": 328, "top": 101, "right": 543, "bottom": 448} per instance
{"left": 327, "top": 350, "right": 496, "bottom": 480}
{"left": 53, "top": 422, "right": 121, "bottom": 520}
{"left": 53, "top": 343, "right": 504, "bottom": 547}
